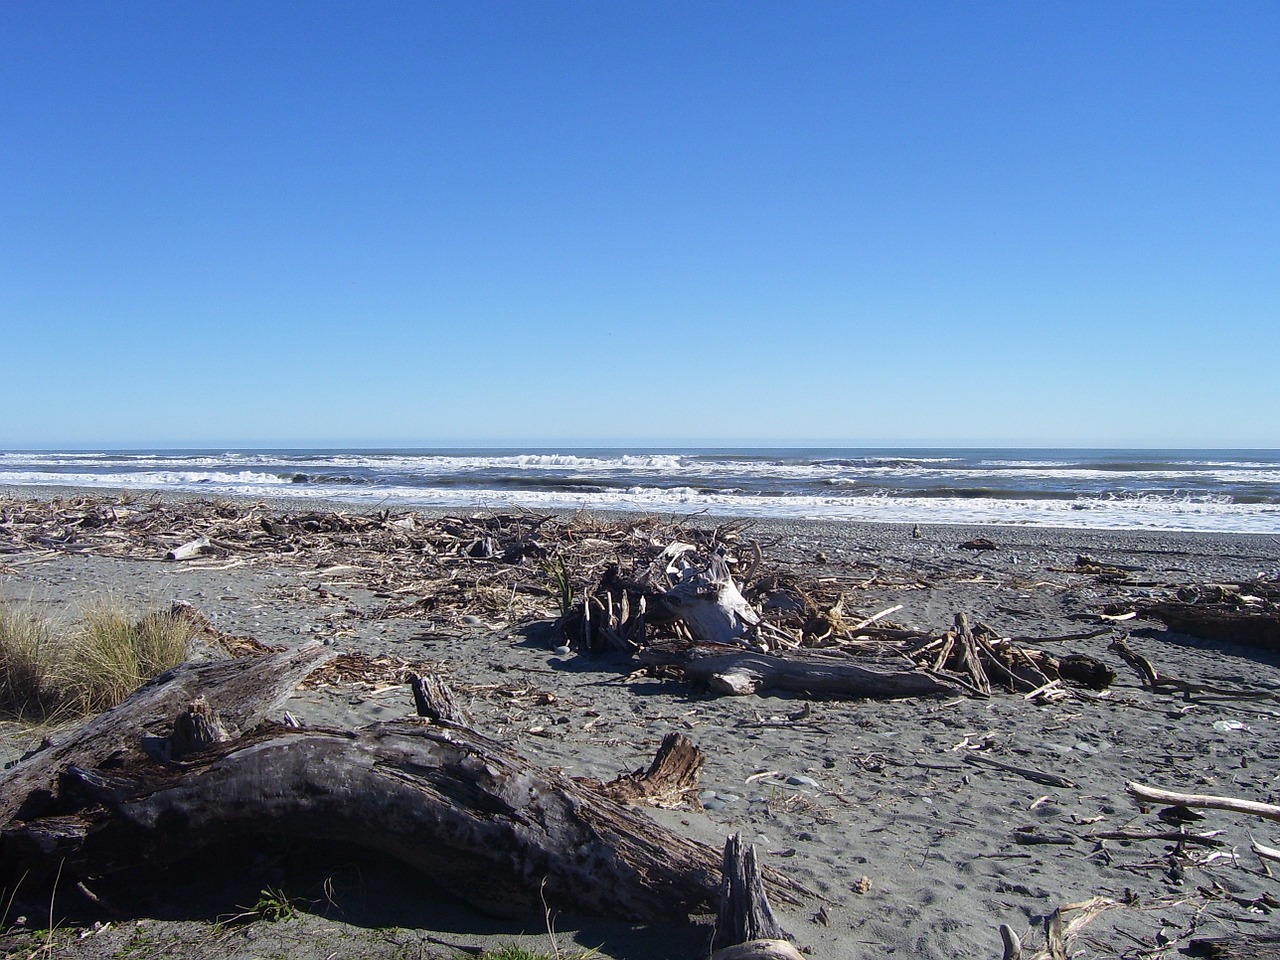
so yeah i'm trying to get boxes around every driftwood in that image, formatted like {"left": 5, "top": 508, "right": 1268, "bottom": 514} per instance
{"left": 999, "top": 897, "right": 1120, "bottom": 960}
{"left": 594, "top": 732, "right": 705, "bottom": 807}
{"left": 0, "top": 642, "right": 334, "bottom": 827}
{"left": 710, "top": 834, "right": 803, "bottom": 960}
{"left": 661, "top": 547, "right": 761, "bottom": 646}
{"left": 1188, "top": 935, "right": 1280, "bottom": 959}
{"left": 1128, "top": 782, "right": 1280, "bottom": 824}
{"left": 1144, "top": 582, "right": 1280, "bottom": 650}
{"left": 643, "top": 644, "right": 959, "bottom": 699}
{"left": 0, "top": 648, "right": 808, "bottom": 923}
{"left": 165, "top": 535, "right": 211, "bottom": 561}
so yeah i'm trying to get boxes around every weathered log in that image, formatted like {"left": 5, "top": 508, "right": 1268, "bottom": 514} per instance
{"left": 0, "top": 642, "right": 334, "bottom": 827}
{"left": 643, "top": 644, "right": 959, "bottom": 699}
{"left": 1144, "top": 589, "right": 1280, "bottom": 651}
{"left": 1, "top": 656, "right": 809, "bottom": 923}
{"left": 2, "top": 718, "right": 757, "bottom": 921}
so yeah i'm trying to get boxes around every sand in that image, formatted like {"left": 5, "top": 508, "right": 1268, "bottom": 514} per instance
{"left": 2, "top": 492, "right": 1280, "bottom": 959}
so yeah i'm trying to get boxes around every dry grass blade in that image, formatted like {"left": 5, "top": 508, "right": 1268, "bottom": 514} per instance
{"left": 0, "top": 599, "right": 198, "bottom": 722}
{"left": 0, "top": 602, "right": 65, "bottom": 721}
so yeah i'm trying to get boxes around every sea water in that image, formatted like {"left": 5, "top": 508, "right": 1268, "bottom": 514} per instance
{"left": 2, "top": 448, "right": 1278, "bottom": 533}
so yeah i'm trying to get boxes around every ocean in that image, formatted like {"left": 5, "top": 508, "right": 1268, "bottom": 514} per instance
{"left": 2, "top": 448, "right": 1279, "bottom": 534}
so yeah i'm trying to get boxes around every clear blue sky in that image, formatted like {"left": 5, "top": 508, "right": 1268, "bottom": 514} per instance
{"left": 2, "top": 1, "right": 1277, "bottom": 449}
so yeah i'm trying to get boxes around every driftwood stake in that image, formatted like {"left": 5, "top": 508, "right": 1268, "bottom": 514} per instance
{"left": 408, "top": 671, "right": 472, "bottom": 726}
{"left": 710, "top": 833, "right": 801, "bottom": 960}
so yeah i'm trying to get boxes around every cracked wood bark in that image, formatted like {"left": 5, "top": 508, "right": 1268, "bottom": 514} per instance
{"left": 0, "top": 642, "right": 334, "bottom": 827}
{"left": 2, "top": 653, "right": 808, "bottom": 923}
{"left": 643, "top": 645, "right": 960, "bottom": 699}
{"left": 593, "top": 732, "right": 704, "bottom": 807}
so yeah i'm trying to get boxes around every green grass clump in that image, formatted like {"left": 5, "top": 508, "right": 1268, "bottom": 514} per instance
{"left": 0, "top": 603, "right": 63, "bottom": 721}
{"left": 0, "top": 599, "right": 197, "bottom": 722}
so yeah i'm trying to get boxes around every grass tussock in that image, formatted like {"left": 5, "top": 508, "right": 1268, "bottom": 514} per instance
{"left": 0, "top": 599, "right": 198, "bottom": 722}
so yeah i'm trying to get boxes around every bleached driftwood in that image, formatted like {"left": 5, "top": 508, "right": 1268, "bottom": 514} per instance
{"left": 662, "top": 550, "right": 761, "bottom": 646}
{"left": 165, "top": 535, "right": 211, "bottom": 560}
{"left": 1128, "top": 782, "right": 1280, "bottom": 823}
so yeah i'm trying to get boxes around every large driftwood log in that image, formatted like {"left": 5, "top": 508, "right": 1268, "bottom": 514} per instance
{"left": 1, "top": 648, "right": 808, "bottom": 923}
{"left": 1144, "top": 583, "right": 1280, "bottom": 651}
{"left": 643, "top": 644, "right": 960, "bottom": 699}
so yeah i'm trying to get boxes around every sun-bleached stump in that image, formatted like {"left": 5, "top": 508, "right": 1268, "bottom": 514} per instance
{"left": 662, "top": 551, "right": 761, "bottom": 646}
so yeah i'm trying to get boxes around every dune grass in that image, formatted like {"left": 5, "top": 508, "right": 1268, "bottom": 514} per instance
{"left": 0, "top": 599, "right": 198, "bottom": 722}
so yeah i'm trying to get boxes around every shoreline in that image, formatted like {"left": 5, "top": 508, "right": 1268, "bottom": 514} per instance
{"left": 6, "top": 480, "right": 1280, "bottom": 543}
{"left": 2, "top": 490, "right": 1280, "bottom": 960}
{"left": 5, "top": 474, "right": 1278, "bottom": 536}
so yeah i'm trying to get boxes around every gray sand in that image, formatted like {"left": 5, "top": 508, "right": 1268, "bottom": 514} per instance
{"left": 3, "top": 493, "right": 1280, "bottom": 959}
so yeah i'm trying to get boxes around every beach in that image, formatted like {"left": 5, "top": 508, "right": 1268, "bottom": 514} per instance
{"left": 3, "top": 491, "right": 1280, "bottom": 960}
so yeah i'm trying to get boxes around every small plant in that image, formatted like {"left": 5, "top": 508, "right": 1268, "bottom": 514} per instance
{"left": 0, "top": 602, "right": 64, "bottom": 720}
{"left": 543, "top": 555, "right": 576, "bottom": 618}
{"left": 67, "top": 601, "right": 196, "bottom": 715}
{"left": 250, "top": 886, "right": 300, "bottom": 923}
{"left": 221, "top": 886, "right": 301, "bottom": 925}
{"left": 482, "top": 947, "right": 558, "bottom": 960}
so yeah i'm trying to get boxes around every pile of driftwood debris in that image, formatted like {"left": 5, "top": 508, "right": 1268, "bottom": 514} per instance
{"left": 4, "top": 495, "right": 1277, "bottom": 706}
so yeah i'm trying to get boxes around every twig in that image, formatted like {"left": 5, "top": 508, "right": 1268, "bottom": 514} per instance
{"left": 963, "top": 753, "right": 1076, "bottom": 789}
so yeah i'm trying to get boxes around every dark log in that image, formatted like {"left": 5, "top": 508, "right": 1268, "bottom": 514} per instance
{"left": 1144, "top": 599, "right": 1280, "bottom": 651}
{"left": 1188, "top": 936, "right": 1280, "bottom": 959}
{"left": 2, "top": 655, "right": 809, "bottom": 924}
{"left": 0, "top": 642, "right": 334, "bottom": 827}
{"left": 3, "top": 718, "right": 756, "bottom": 921}
{"left": 1054, "top": 653, "right": 1116, "bottom": 690}
{"left": 643, "top": 644, "right": 960, "bottom": 699}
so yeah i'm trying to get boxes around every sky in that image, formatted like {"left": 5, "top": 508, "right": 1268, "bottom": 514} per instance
{"left": 1, "top": 1, "right": 1277, "bottom": 450}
